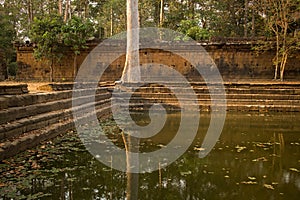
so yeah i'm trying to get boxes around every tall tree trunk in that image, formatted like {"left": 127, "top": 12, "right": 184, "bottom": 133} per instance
{"left": 58, "top": 0, "right": 63, "bottom": 16}
{"left": 121, "top": 0, "right": 140, "bottom": 83}
{"left": 251, "top": 5, "right": 255, "bottom": 37}
{"left": 84, "top": 0, "right": 89, "bottom": 19}
{"left": 244, "top": 0, "right": 248, "bottom": 37}
{"left": 27, "top": 0, "right": 33, "bottom": 24}
{"left": 154, "top": 0, "right": 160, "bottom": 26}
{"left": 50, "top": 59, "right": 54, "bottom": 82}
{"left": 110, "top": 6, "right": 114, "bottom": 36}
{"left": 280, "top": 52, "right": 288, "bottom": 81}
{"left": 160, "top": 0, "right": 164, "bottom": 27}
{"left": 64, "top": 0, "right": 70, "bottom": 22}
{"left": 121, "top": 1, "right": 141, "bottom": 199}
{"left": 279, "top": 0, "right": 289, "bottom": 81}
{"left": 274, "top": 33, "right": 279, "bottom": 80}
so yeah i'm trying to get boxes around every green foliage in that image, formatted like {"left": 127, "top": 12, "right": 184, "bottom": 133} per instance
{"left": 62, "top": 16, "right": 95, "bottom": 55}
{"left": 7, "top": 62, "right": 18, "bottom": 76}
{"left": 30, "top": 15, "right": 65, "bottom": 61}
{"left": 0, "top": 5, "right": 16, "bottom": 63}
{"left": 177, "top": 20, "right": 212, "bottom": 40}
{"left": 4, "top": 0, "right": 297, "bottom": 41}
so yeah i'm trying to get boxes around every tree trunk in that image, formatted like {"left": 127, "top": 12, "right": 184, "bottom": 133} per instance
{"left": 154, "top": 0, "right": 160, "bottom": 26}
{"left": 121, "top": 1, "right": 141, "bottom": 199}
{"left": 279, "top": 0, "right": 289, "bottom": 81}
{"left": 274, "top": 33, "right": 279, "bottom": 80}
{"left": 126, "top": 172, "right": 139, "bottom": 200}
{"left": 251, "top": 3, "right": 255, "bottom": 37}
{"left": 160, "top": 0, "right": 164, "bottom": 27}
{"left": 84, "top": 0, "right": 89, "bottom": 19}
{"left": 64, "top": 0, "right": 70, "bottom": 22}
{"left": 121, "top": 0, "right": 140, "bottom": 83}
{"left": 244, "top": 0, "right": 248, "bottom": 37}
{"left": 280, "top": 52, "right": 288, "bottom": 81}
{"left": 50, "top": 59, "right": 54, "bottom": 82}
{"left": 58, "top": 0, "right": 63, "bottom": 16}
{"left": 110, "top": 6, "right": 114, "bottom": 36}
{"left": 123, "top": 135, "right": 139, "bottom": 200}
{"left": 27, "top": 0, "right": 33, "bottom": 24}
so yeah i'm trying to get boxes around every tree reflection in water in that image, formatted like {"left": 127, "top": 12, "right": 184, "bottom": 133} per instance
{"left": 0, "top": 112, "right": 300, "bottom": 199}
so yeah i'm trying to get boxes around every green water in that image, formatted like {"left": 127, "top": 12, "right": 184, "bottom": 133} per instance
{"left": 0, "top": 112, "right": 299, "bottom": 199}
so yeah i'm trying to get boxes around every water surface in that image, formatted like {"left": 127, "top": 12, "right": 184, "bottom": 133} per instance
{"left": 0, "top": 112, "right": 299, "bottom": 199}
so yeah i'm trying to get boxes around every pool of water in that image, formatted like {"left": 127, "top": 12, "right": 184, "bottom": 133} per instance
{"left": 0, "top": 112, "right": 299, "bottom": 199}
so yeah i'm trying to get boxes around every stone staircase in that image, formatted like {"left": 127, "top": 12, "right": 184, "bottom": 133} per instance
{"left": 1, "top": 81, "right": 300, "bottom": 160}
{"left": 0, "top": 83, "right": 113, "bottom": 160}
{"left": 112, "top": 82, "right": 300, "bottom": 112}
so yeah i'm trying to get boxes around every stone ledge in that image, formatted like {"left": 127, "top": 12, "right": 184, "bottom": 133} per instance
{"left": 0, "top": 84, "right": 28, "bottom": 95}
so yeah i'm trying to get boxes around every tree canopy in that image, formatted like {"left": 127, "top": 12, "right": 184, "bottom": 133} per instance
{"left": 2, "top": 0, "right": 298, "bottom": 41}
{"left": 0, "top": 0, "right": 299, "bottom": 80}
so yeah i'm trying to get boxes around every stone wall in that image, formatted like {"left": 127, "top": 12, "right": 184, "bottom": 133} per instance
{"left": 15, "top": 43, "right": 96, "bottom": 81}
{"left": 15, "top": 41, "right": 300, "bottom": 82}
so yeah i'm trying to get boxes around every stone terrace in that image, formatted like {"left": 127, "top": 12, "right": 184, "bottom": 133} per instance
{"left": 1, "top": 81, "right": 300, "bottom": 160}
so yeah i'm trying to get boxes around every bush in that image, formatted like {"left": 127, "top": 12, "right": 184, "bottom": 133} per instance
{"left": 7, "top": 62, "right": 18, "bottom": 76}
{"left": 186, "top": 27, "right": 211, "bottom": 41}
{"left": 177, "top": 20, "right": 212, "bottom": 41}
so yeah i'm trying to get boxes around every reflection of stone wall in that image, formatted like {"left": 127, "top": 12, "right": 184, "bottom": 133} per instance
{"left": 15, "top": 42, "right": 300, "bottom": 81}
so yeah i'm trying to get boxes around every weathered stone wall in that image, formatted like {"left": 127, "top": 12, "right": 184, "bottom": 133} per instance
{"left": 15, "top": 42, "right": 300, "bottom": 81}
{"left": 206, "top": 44, "right": 300, "bottom": 80}
{"left": 15, "top": 44, "right": 95, "bottom": 81}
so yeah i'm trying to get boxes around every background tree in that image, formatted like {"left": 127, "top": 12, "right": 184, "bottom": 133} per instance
{"left": 0, "top": 0, "right": 298, "bottom": 81}
{"left": 255, "top": 0, "right": 300, "bottom": 80}
{"left": 30, "top": 15, "right": 65, "bottom": 82}
{"left": 62, "top": 16, "right": 94, "bottom": 77}
{"left": 0, "top": 4, "right": 17, "bottom": 77}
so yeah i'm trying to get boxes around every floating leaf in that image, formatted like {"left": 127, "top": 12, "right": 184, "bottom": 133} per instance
{"left": 241, "top": 181, "right": 257, "bottom": 185}
{"left": 194, "top": 147, "right": 205, "bottom": 151}
{"left": 180, "top": 171, "right": 192, "bottom": 176}
{"left": 289, "top": 168, "right": 299, "bottom": 173}
{"left": 263, "top": 184, "right": 274, "bottom": 190}
{"left": 235, "top": 145, "right": 247, "bottom": 152}
{"left": 248, "top": 176, "right": 256, "bottom": 180}
{"left": 252, "top": 157, "right": 268, "bottom": 162}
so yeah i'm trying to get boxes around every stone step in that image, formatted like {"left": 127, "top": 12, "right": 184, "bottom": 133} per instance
{"left": 117, "top": 81, "right": 300, "bottom": 88}
{"left": 0, "top": 104, "right": 111, "bottom": 160}
{"left": 116, "top": 92, "right": 300, "bottom": 100}
{"left": 0, "top": 84, "right": 28, "bottom": 95}
{"left": 0, "top": 92, "right": 111, "bottom": 125}
{"left": 113, "top": 96, "right": 300, "bottom": 106}
{"left": 117, "top": 85, "right": 300, "bottom": 96}
{"left": 0, "top": 98, "right": 111, "bottom": 142}
{"left": 48, "top": 82, "right": 115, "bottom": 91}
{"left": 113, "top": 102, "right": 300, "bottom": 112}
{"left": 0, "top": 87, "right": 111, "bottom": 110}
